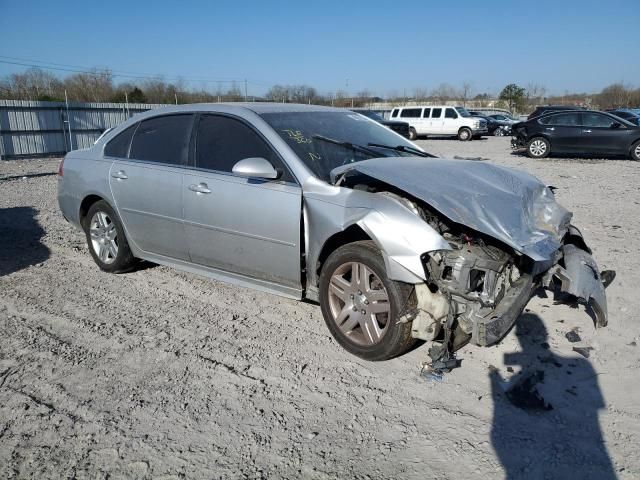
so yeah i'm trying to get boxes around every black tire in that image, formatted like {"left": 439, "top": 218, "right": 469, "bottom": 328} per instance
{"left": 84, "top": 200, "right": 136, "bottom": 273}
{"left": 526, "top": 136, "right": 551, "bottom": 158}
{"left": 408, "top": 127, "right": 417, "bottom": 140}
{"left": 319, "top": 241, "right": 415, "bottom": 361}
{"left": 631, "top": 140, "right": 640, "bottom": 161}
{"left": 458, "top": 127, "right": 472, "bottom": 141}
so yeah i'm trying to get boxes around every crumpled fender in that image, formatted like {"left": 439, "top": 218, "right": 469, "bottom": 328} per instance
{"left": 355, "top": 198, "right": 451, "bottom": 284}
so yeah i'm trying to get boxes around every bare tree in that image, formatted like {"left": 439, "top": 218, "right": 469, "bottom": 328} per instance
{"left": 461, "top": 82, "right": 473, "bottom": 106}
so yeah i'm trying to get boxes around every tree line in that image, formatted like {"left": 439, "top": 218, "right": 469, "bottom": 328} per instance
{"left": 1, "top": 67, "right": 638, "bottom": 113}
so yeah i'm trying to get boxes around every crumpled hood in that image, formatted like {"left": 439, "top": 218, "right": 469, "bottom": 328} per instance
{"left": 331, "top": 157, "right": 572, "bottom": 262}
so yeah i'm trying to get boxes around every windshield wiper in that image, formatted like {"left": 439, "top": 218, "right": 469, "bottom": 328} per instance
{"left": 313, "top": 135, "right": 381, "bottom": 157}
{"left": 367, "top": 143, "right": 436, "bottom": 158}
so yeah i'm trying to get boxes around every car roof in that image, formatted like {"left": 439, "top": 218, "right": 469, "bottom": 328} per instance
{"left": 131, "top": 102, "right": 345, "bottom": 117}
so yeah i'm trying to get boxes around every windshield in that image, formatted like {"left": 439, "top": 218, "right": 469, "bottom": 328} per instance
{"left": 455, "top": 107, "right": 472, "bottom": 117}
{"left": 260, "top": 111, "right": 421, "bottom": 181}
{"left": 356, "top": 110, "right": 383, "bottom": 121}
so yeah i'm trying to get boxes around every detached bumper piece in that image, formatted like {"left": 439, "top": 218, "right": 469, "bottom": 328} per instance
{"left": 553, "top": 244, "right": 608, "bottom": 327}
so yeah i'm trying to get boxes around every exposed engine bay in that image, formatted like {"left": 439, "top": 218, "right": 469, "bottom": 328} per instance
{"left": 342, "top": 169, "right": 613, "bottom": 372}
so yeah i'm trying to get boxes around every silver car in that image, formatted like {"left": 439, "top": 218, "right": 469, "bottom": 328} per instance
{"left": 57, "top": 104, "right": 611, "bottom": 366}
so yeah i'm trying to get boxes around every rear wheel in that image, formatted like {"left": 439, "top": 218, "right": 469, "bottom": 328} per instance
{"left": 408, "top": 127, "right": 417, "bottom": 140}
{"left": 494, "top": 127, "right": 505, "bottom": 137}
{"left": 527, "top": 137, "right": 550, "bottom": 158}
{"left": 319, "top": 241, "right": 415, "bottom": 361}
{"left": 84, "top": 200, "right": 136, "bottom": 273}
{"left": 631, "top": 140, "right": 640, "bottom": 161}
{"left": 458, "top": 127, "right": 472, "bottom": 141}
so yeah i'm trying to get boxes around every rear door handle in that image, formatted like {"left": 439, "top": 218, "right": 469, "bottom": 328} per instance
{"left": 582, "top": 129, "right": 592, "bottom": 133}
{"left": 111, "top": 170, "right": 128, "bottom": 180}
{"left": 188, "top": 183, "right": 212, "bottom": 194}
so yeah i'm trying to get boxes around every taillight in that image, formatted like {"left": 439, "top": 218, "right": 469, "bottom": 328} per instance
{"left": 58, "top": 158, "right": 64, "bottom": 177}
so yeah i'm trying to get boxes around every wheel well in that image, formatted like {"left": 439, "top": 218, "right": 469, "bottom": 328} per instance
{"left": 79, "top": 195, "right": 103, "bottom": 229}
{"left": 315, "top": 225, "right": 372, "bottom": 281}
{"left": 458, "top": 126, "right": 471, "bottom": 132}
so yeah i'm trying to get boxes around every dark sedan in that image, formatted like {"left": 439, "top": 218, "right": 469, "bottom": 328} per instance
{"left": 511, "top": 110, "right": 640, "bottom": 160}
{"left": 351, "top": 109, "right": 410, "bottom": 138}
{"left": 606, "top": 109, "right": 640, "bottom": 126}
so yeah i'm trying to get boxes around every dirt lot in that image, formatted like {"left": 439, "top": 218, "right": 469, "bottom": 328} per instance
{"left": 1, "top": 137, "right": 639, "bottom": 479}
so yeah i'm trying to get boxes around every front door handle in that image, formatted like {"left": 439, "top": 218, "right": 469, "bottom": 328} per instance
{"left": 582, "top": 129, "right": 592, "bottom": 133}
{"left": 111, "top": 170, "right": 128, "bottom": 180}
{"left": 545, "top": 127, "right": 555, "bottom": 131}
{"left": 188, "top": 183, "right": 212, "bottom": 194}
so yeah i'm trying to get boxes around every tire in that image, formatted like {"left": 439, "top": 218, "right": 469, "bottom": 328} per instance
{"left": 527, "top": 137, "right": 550, "bottom": 158}
{"left": 631, "top": 140, "right": 640, "bottom": 161}
{"left": 408, "top": 127, "right": 417, "bottom": 141}
{"left": 458, "top": 127, "right": 472, "bottom": 141}
{"left": 494, "top": 127, "right": 504, "bottom": 137}
{"left": 84, "top": 200, "right": 136, "bottom": 273}
{"left": 319, "top": 241, "right": 415, "bottom": 361}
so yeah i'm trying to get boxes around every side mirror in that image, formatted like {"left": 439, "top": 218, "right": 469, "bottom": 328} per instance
{"left": 232, "top": 157, "right": 279, "bottom": 180}
{"left": 611, "top": 122, "right": 622, "bottom": 129}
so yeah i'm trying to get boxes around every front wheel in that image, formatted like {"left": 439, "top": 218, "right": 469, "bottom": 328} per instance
{"left": 458, "top": 127, "right": 472, "bottom": 141}
{"left": 631, "top": 140, "right": 640, "bottom": 161}
{"left": 408, "top": 127, "right": 417, "bottom": 140}
{"left": 84, "top": 200, "right": 136, "bottom": 273}
{"left": 527, "top": 137, "right": 550, "bottom": 158}
{"left": 494, "top": 127, "right": 504, "bottom": 137}
{"left": 319, "top": 241, "right": 415, "bottom": 361}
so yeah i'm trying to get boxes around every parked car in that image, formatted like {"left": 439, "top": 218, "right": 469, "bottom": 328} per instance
{"left": 488, "top": 113, "right": 520, "bottom": 124}
{"left": 473, "top": 114, "right": 511, "bottom": 136}
{"left": 351, "top": 109, "right": 410, "bottom": 138}
{"left": 606, "top": 109, "right": 640, "bottom": 126}
{"left": 389, "top": 105, "right": 488, "bottom": 141}
{"left": 58, "top": 104, "right": 610, "bottom": 367}
{"left": 511, "top": 110, "right": 640, "bottom": 160}
{"left": 527, "top": 105, "right": 585, "bottom": 120}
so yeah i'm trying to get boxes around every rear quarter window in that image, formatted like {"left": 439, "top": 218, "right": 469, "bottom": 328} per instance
{"left": 104, "top": 124, "right": 137, "bottom": 158}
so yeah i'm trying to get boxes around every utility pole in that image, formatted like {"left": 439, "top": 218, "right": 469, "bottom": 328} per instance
{"left": 64, "top": 90, "right": 73, "bottom": 151}
{"left": 244, "top": 79, "right": 248, "bottom": 102}
{"left": 175, "top": 92, "right": 178, "bottom": 105}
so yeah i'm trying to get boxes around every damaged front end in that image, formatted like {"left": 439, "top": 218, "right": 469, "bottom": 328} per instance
{"left": 330, "top": 157, "right": 612, "bottom": 369}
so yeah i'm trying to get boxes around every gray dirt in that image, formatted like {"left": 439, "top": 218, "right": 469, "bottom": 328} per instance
{"left": 1, "top": 137, "right": 639, "bottom": 479}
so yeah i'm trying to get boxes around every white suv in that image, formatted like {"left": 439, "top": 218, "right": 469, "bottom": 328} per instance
{"left": 390, "top": 106, "right": 488, "bottom": 141}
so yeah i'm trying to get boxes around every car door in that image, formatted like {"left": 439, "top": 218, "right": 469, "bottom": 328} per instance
{"left": 429, "top": 107, "right": 444, "bottom": 134}
{"left": 443, "top": 108, "right": 459, "bottom": 134}
{"left": 182, "top": 113, "right": 302, "bottom": 293}
{"left": 579, "top": 112, "right": 631, "bottom": 155}
{"left": 399, "top": 108, "right": 423, "bottom": 134}
{"left": 421, "top": 107, "right": 431, "bottom": 134}
{"left": 108, "top": 114, "right": 193, "bottom": 260}
{"left": 537, "top": 112, "right": 582, "bottom": 152}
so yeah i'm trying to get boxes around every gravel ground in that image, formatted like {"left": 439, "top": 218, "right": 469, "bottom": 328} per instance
{"left": 1, "top": 136, "right": 639, "bottom": 479}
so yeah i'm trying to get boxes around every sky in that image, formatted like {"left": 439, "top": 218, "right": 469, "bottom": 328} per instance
{"left": 1, "top": 0, "right": 639, "bottom": 98}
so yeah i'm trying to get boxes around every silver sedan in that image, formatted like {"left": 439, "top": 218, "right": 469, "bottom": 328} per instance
{"left": 58, "top": 104, "right": 611, "bottom": 367}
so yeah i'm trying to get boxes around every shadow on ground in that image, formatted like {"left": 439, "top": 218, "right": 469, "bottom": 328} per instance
{"left": 490, "top": 313, "right": 616, "bottom": 479}
{"left": 0, "top": 207, "right": 50, "bottom": 276}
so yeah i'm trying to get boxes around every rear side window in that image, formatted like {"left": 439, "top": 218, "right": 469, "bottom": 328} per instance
{"left": 581, "top": 113, "right": 616, "bottom": 128}
{"left": 391, "top": 109, "right": 399, "bottom": 118}
{"left": 422, "top": 108, "right": 431, "bottom": 118}
{"left": 445, "top": 108, "right": 458, "bottom": 119}
{"left": 129, "top": 114, "right": 194, "bottom": 165}
{"left": 104, "top": 124, "right": 137, "bottom": 158}
{"left": 431, "top": 108, "right": 443, "bottom": 118}
{"left": 400, "top": 108, "right": 422, "bottom": 118}
{"left": 538, "top": 113, "right": 580, "bottom": 126}
{"left": 195, "top": 115, "right": 294, "bottom": 182}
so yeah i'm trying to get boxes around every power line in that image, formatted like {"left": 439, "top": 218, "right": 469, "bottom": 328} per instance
{"left": 0, "top": 56, "right": 271, "bottom": 87}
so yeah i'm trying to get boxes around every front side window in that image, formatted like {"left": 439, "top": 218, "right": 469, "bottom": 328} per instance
{"left": 195, "top": 115, "right": 294, "bottom": 182}
{"left": 431, "top": 108, "right": 443, "bottom": 118}
{"left": 104, "top": 124, "right": 137, "bottom": 158}
{"left": 391, "top": 109, "right": 399, "bottom": 118}
{"left": 129, "top": 114, "right": 193, "bottom": 165}
{"left": 422, "top": 108, "right": 431, "bottom": 118}
{"left": 400, "top": 108, "right": 422, "bottom": 118}
{"left": 445, "top": 108, "right": 458, "bottom": 119}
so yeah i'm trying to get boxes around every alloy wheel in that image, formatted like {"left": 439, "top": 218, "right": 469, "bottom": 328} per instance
{"left": 327, "top": 262, "right": 390, "bottom": 346}
{"left": 89, "top": 211, "right": 118, "bottom": 264}
{"left": 529, "top": 139, "right": 547, "bottom": 157}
